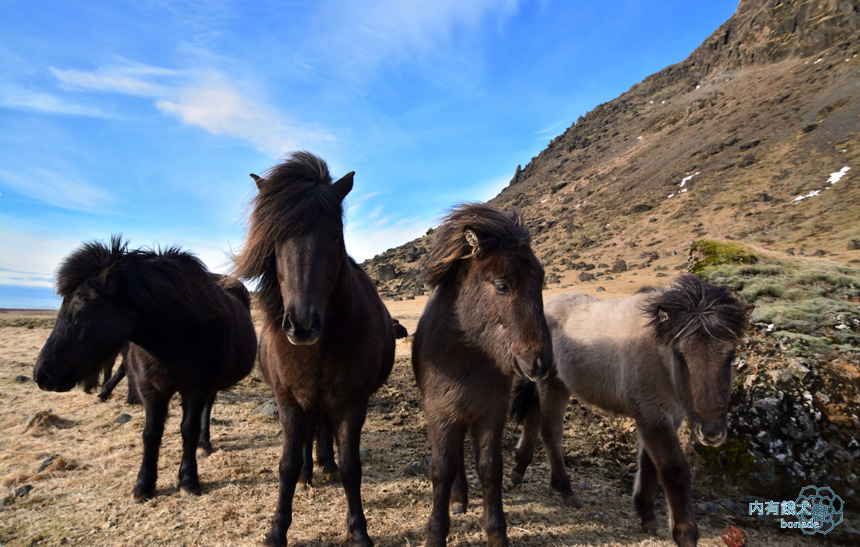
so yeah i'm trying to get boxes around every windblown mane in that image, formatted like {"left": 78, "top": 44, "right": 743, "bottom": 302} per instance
{"left": 233, "top": 151, "right": 345, "bottom": 323}
{"left": 56, "top": 235, "right": 128, "bottom": 297}
{"left": 643, "top": 274, "right": 752, "bottom": 345}
{"left": 422, "top": 202, "right": 530, "bottom": 288}
{"left": 57, "top": 235, "right": 228, "bottom": 325}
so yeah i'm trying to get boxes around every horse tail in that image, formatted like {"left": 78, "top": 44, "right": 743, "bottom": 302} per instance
{"left": 510, "top": 377, "right": 539, "bottom": 424}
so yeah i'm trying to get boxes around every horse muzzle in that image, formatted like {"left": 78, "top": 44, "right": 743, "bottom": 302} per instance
{"left": 283, "top": 313, "right": 322, "bottom": 346}
{"left": 693, "top": 420, "right": 728, "bottom": 447}
{"left": 513, "top": 353, "right": 551, "bottom": 382}
{"left": 33, "top": 364, "right": 76, "bottom": 392}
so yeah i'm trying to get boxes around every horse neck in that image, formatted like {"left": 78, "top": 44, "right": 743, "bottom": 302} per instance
{"left": 323, "top": 251, "right": 356, "bottom": 324}
{"left": 129, "top": 301, "right": 226, "bottom": 363}
{"left": 436, "top": 280, "right": 503, "bottom": 361}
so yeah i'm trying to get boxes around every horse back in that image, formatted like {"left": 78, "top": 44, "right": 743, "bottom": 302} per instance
{"left": 546, "top": 291, "right": 669, "bottom": 416}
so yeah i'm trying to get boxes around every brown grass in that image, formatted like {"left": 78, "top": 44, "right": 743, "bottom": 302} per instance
{"left": 0, "top": 305, "right": 819, "bottom": 546}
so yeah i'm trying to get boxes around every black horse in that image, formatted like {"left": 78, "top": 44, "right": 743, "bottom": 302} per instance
{"left": 34, "top": 237, "right": 257, "bottom": 501}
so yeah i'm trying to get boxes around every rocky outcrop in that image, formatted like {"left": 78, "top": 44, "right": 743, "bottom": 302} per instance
{"left": 688, "top": 240, "right": 860, "bottom": 508}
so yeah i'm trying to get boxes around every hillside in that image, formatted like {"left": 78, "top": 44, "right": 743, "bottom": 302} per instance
{"left": 362, "top": 0, "right": 860, "bottom": 297}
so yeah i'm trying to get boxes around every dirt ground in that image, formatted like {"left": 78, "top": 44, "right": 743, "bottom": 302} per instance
{"left": 0, "top": 303, "right": 828, "bottom": 547}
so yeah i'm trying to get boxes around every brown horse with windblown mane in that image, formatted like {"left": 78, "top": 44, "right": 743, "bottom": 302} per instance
{"left": 234, "top": 152, "right": 394, "bottom": 547}
{"left": 412, "top": 203, "right": 552, "bottom": 547}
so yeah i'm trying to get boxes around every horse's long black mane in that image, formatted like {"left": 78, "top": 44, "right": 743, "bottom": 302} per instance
{"left": 234, "top": 151, "right": 347, "bottom": 324}
{"left": 422, "top": 202, "right": 530, "bottom": 288}
{"left": 643, "top": 274, "right": 751, "bottom": 345}
{"left": 56, "top": 235, "right": 228, "bottom": 324}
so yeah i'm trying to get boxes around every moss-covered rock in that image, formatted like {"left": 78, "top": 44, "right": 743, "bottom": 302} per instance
{"left": 688, "top": 240, "right": 860, "bottom": 508}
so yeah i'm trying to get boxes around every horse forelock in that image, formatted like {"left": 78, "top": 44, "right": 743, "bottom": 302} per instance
{"left": 55, "top": 235, "right": 127, "bottom": 297}
{"left": 233, "top": 152, "right": 344, "bottom": 324}
{"left": 421, "top": 202, "right": 531, "bottom": 288}
{"left": 644, "top": 274, "right": 751, "bottom": 346}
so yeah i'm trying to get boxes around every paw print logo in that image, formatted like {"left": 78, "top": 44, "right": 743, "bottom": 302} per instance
{"left": 795, "top": 486, "right": 844, "bottom": 535}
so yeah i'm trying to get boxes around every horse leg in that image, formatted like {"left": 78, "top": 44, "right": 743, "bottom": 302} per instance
{"left": 297, "top": 412, "right": 317, "bottom": 491}
{"left": 196, "top": 392, "right": 216, "bottom": 457}
{"left": 126, "top": 367, "right": 142, "bottom": 405}
{"left": 333, "top": 405, "right": 373, "bottom": 547}
{"left": 98, "top": 364, "right": 126, "bottom": 402}
{"left": 451, "top": 449, "right": 468, "bottom": 515}
{"left": 316, "top": 411, "right": 338, "bottom": 481}
{"left": 538, "top": 380, "right": 581, "bottom": 508}
{"left": 265, "top": 402, "right": 310, "bottom": 547}
{"left": 82, "top": 370, "right": 98, "bottom": 393}
{"left": 426, "top": 420, "right": 466, "bottom": 547}
{"left": 132, "top": 390, "right": 171, "bottom": 502}
{"left": 511, "top": 391, "right": 540, "bottom": 485}
{"left": 122, "top": 348, "right": 143, "bottom": 405}
{"left": 178, "top": 391, "right": 209, "bottom": 496}
{"left": 472, "top": 416, "right": 509, "bottom": 547}
{"left": 637, "top": 419, "right": 698, "bottom": 547}
{"left": 633, "top": 434, "right": 659, "bottom": 534}
{"left": 101, "top": 359, "right": 113, "bottom": 389}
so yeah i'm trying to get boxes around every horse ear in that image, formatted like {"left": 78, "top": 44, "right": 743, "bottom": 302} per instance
{"left": 464, "top": 229, "right": 480, "bottom": 253}
{"left": 250, "top": 173, "right": 265, "bottom": 189}
{"left": 656, "top": 306, "right": 670, "bottom": 323}
{"left": 332, "top": 171, "right": 354, "bottom": 201}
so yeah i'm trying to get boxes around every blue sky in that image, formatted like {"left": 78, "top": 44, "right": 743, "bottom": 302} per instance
{"left": 0, "top": 0, "right": 737, "bottom": 308}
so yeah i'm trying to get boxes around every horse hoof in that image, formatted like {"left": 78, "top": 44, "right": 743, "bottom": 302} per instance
{"left": 179, "top": 486, "right": 201, "bottom": 497}
{"left": 196, "top": 446, "right": 213, "bottom": 458}
{"left": 452, "top": 502, "right": 466, "bottom": 515}
{"left": 349, "top": 532, "right": 373, "bottom": 547}
{"left": 131, "top": 487, "right": 153, "bottom": 503}
{"left": 510, "top": 470, "right": 524, "bottom": 486}
{"left": 295, "top": 481, "right": 307, "bottom": 493}
{"left": 563, "top": 494, "right": 583, "bottom": 509}
{"left": 263, "top": 532, "right": 287, "bottom": 547}
{"left": 640, "top": 518, "right": 659, "bottom": 535}
{"left": 323, "top": 470, "right": 340, "bottom": 484}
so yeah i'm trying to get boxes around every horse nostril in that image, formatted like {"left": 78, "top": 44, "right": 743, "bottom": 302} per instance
{"left": 534, "top": 357, "right": 550, "bottom": 380}
{"left": 34, "top": 368, "right": 52, "bottom": 387}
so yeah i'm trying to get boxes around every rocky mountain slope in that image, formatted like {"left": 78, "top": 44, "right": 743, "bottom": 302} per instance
{"left": 362, "top": 0, "right": 860, "bottom": 298}
{"left": 359, "top": 0, "right": 860, "bottom": 512}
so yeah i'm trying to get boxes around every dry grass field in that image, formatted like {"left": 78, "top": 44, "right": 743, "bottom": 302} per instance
{"left": 0, "top": 301, "right": 823, "bottom": 547}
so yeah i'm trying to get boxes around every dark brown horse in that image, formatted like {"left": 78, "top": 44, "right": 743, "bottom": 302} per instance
{"left": 33, "top": 237, "right": 257, "bottom": 501}
{"left": 412, "top": 203, "right": 552, "bottom": 547}
{"left": 511, "top": 275, "right": 752, "bottom": 547}
{"left": 234, "top": 152, "right": 394, "bottom": 547}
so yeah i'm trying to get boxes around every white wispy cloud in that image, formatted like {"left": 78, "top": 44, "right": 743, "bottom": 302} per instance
{"left": 0, "top": 229, "right": 83, "bottom": 288}
{"left": 0, "top": 85, "right": 112, "bottom": 118}
{"left": 306, "top": 0, "right": 522, "bottom": 80}
{"left": 50, "top": 64, "right": 333, "bottom": 156}
{"left": 0, "top": 167, "right": 115, "bottom": 212}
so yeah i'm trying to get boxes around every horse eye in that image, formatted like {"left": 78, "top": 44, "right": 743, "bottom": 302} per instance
{"left": 493, "top": 280, "right": 511, "bottom": 294}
